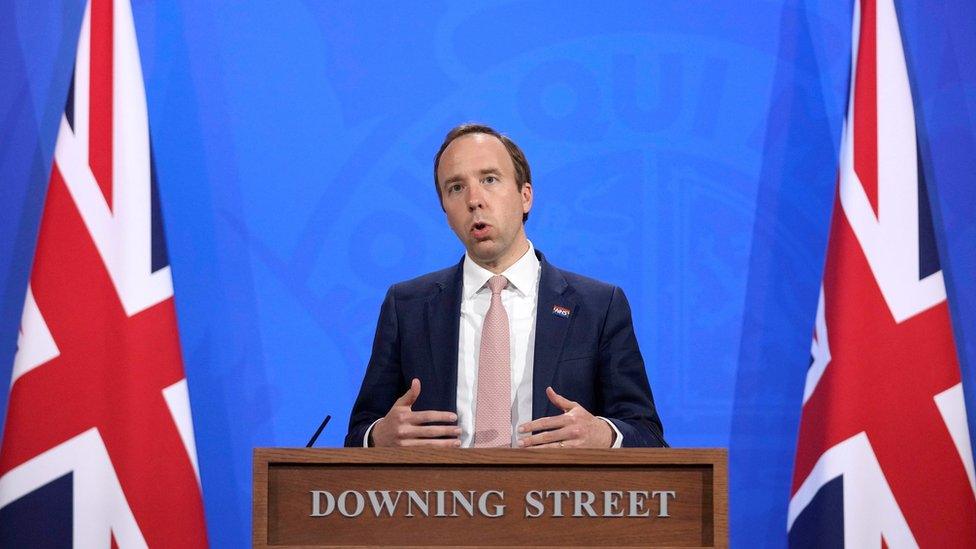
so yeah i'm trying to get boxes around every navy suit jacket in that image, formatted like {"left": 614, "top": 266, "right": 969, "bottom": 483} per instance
{"left": 344, "top": 250, "right": 667, "bottom": 448}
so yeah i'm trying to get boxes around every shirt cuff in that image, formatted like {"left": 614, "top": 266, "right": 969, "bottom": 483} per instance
{"left": 363, "top": 418, "right": 382, "bottom": 447}
{"left": 598, "top": 417, "right": 623, "bottom": 448}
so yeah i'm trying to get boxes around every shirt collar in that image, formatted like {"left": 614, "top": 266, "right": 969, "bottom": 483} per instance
{"left": 462, "top": 241, "right": 540, "bottom": 301}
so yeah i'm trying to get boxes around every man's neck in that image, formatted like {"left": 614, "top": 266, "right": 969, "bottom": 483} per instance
{"left": 475, "top": 238, "right": 530, "bottom": 275}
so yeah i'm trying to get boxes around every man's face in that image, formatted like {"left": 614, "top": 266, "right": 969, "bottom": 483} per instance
{"left": 436, "top": 133, "right": 533, "bottom": 272}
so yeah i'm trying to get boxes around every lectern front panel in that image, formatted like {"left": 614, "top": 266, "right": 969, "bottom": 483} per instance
{"left": 253, "top": 448, "right": 727, "bottom": 548}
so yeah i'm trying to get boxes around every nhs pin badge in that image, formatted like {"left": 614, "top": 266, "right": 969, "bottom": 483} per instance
{"left": 552, "top": 305, "right": 571, "bottom": 318}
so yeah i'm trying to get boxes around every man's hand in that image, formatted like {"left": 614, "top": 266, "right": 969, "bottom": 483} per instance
{"left": 516, "top": 387, "right": 613, "bottom": 448}
{"left": 370, "top": 378, "right": 461, "bottom": 447}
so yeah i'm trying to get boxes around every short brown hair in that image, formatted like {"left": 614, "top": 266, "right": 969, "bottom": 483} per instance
{"left": 433, "top": 123, "right": 531, "bottom": 222}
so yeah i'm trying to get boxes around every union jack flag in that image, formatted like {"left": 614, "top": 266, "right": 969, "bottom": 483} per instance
{"left": 0, "top": 0, "right": 208, "bottom": 546}
{"left": 789, "top": 0, "right": 976, "bottom": 546}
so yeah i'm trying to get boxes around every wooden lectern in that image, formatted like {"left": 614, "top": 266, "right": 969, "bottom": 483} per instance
{"left": 253, "top": 448, "right": 727, "bottom": 548}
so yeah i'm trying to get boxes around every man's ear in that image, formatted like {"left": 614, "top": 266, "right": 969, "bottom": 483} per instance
{"left": 521, "top": 182, "right": 533, "bottom": 214}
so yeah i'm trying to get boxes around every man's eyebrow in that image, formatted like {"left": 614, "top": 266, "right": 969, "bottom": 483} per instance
{"left": 441, "top": 167, "right": 504, "bottom": 188}
{"left": 442, "top": 174, "right": 462, "bottom": 187}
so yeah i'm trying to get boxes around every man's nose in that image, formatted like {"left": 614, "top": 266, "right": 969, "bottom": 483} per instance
{"left": 466, "top": 184, "right": 485, "bottom": 210}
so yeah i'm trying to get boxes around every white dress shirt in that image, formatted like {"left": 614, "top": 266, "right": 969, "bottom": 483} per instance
{"left": 366, "top": 241, "right": 622, "bottom": 447}
{"left": 456, "top": 241, "right": 541, "bottom": 447}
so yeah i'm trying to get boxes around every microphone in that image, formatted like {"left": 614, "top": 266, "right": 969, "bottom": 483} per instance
{"left": 306, "top": 414, "right": 332, "bottom": 447}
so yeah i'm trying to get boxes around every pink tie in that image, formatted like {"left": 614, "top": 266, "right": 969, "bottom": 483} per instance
{"left": 473, "top": 275, "right": 512, "bottom": 447}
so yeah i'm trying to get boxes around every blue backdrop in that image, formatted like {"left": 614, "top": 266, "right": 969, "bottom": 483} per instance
{"left": 2, "top": 1, "right": 975, "bottom": 547}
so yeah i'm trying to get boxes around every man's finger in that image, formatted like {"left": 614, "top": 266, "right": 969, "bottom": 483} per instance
{"left": 409, "top": 410, "right": 458, "bottom": 425}
{"left": 394, "top": 378, "right": 422, "bottom": 408}
{"left": 404, "top": 424, "right": 462, "bottom": 439}
{"left": 518, "top": 414, "right": 570, "bottom": 434}
{"left": 518, "top": 426, "right": 573, "bottom": 447}
{"left": 528, "top": 441, "right": 571, "bottom": 449}
{"left": 401, "top": 438, "right": 463, "bottom": 448}
{"left": 546, "top": 386, "right": 576, "bottom": 412}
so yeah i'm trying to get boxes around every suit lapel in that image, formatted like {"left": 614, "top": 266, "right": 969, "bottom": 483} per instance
{"left": 532, "top": 253, "right": 577, "bottom": 419}
{"left": 425, "top": 258, "right": 463, "bottom": 413}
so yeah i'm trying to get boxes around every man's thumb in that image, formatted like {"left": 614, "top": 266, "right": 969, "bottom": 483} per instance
{"left": 395, "top": 378, "right": 421, "bottom": 407}
{"left": 546, "top": 386, "right": 575, "bottom": 412}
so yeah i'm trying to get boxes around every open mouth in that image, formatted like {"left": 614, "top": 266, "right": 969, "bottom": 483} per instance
{"left": 471, "top": 222, "right": 491, "bottom": 238}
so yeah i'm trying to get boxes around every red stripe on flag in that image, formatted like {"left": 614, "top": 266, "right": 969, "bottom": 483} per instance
{"left": 89, "top": 0, "right": 114, "bottom": 210}
{"left": 853, "top": 0, "right": 879, "bottom": 216}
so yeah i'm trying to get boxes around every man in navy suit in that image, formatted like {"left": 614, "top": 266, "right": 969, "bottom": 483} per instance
{"left": 345, "top": 124, "right": 666, "bottom": 448}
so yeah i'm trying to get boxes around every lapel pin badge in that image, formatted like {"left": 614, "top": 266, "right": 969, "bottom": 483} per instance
{"left": 552, "top": 305, "right": 571, "bottom": 318}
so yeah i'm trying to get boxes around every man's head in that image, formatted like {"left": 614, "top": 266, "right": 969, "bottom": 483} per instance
{"left": 433, "top": 124, "right": 533, "bottom": 273}
{"left": 433, "top": 124, "right": 532, "bottom": 221}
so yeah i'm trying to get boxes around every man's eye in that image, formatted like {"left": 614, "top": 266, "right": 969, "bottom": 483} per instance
{"left": 448, "top": 183, "right": 463, "bottom": 194}
{"left": 483, "top": 176, "right": 497, "bottom": 184}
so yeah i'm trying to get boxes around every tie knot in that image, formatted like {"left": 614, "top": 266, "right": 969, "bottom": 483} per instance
{"left": 487, "top": 275, "right": 508, "bottom": 295}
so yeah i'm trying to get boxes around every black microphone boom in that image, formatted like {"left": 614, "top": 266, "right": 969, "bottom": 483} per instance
{"left": 306, "top": 414, "right": 332, "bottom": 448}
